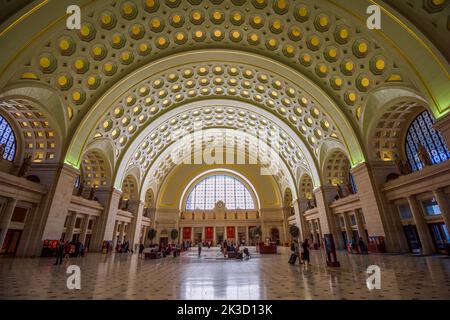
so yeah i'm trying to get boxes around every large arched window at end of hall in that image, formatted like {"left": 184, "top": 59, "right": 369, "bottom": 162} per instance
{"left": 185, "top": 175, "right": 255, "bottom": 210}
{"left": 0, "top": 114, "right": 16, "bottom": 162}
{"left": 406, "top": 110, "right": 450, "bottom": 172}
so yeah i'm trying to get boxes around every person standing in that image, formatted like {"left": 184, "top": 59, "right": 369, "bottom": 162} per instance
{"left": 197, "top": 241, "right": 202, "bottom": 257}
{"left": 139, "top": 242, "right": 145, "bottom": 257}
{"left": 302, "top": 239, "right": 311, "bottom": 266}
{"left": 63, "top": 241, "right": 71, "bottom": 263}
{"left": 54, "top": 239, "right": 65, "bottom": 265}
{"left": 358, "top": 237, "right": 368, "bottom": 254}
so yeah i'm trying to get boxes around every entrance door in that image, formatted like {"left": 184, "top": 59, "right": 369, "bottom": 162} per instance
{"left": 159, "top": 237, "right": 168, "bottom": 246}
{"left": 342, "top": 231, "right": 348, "bottom": 247}
{"left": 85, "top": 234, "right": 92, "bottom": 249}
{"left": 403, "top": 225, "right": 421, "bottom": 253}
{"left": 428, "top": 223, "right": 450, "bottom": 252}
{"left": 1, "top": 229, "right": 22, "bottom": 255}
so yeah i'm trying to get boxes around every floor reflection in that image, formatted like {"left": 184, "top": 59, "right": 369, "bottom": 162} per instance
{"left": 1, "top": 247, "right": 450, "bottom": 300}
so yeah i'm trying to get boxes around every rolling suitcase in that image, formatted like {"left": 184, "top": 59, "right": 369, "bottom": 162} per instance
{"left": 288, "top": 253, "right": 297, "bottom": 264}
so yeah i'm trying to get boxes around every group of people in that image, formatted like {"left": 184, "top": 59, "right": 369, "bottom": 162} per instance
{"left": 349, "top": 237, "right": 368, "bottom": 254}
{"left": 116, "top": 240, "right": 133, "bottom": 254}
{"left": 289, "top": 238, "right": 311, "bottom": 266}
{"left": 181, "top": 240, "right": 192, "bottom": 252}
{"left": 141, "top": 243, "right": 181, "bottom": 258}
{"left": 54, "top": 239, "right": 86, "bottom": 265}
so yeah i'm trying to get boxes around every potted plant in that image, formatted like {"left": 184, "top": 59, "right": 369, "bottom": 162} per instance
{"left": 250, "top": 226, "right": 262, "bottom": 251}
{"left": 170, "top": 228, "right": 179, "bottom": 244}
{"left": 289, "top": 225, "right": 300, "bottom": 239}
{"left": 147, "top": 228, "right": 157, "bottom": 245}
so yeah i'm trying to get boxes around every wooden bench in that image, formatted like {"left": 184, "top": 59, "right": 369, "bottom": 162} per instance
{"left": 227, "top": 251, "right": 243, "bottom": 259}
{"left": 144, "top": 251, "right": 162, "bottom": 259}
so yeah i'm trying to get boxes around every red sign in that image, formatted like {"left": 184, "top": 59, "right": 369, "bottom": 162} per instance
{"left": 183, "top": 227, "right": 191, "bottom": 240}
{"left": 227, "top": 226, "right": 235, "bottom": 239}
{"left": 205, "top": 227, "right": 214, "bottom": 240}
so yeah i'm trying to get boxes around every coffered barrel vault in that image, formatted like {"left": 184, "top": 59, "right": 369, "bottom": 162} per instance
{"left": 0, "top": 0, "right": 449, "bottom": 260}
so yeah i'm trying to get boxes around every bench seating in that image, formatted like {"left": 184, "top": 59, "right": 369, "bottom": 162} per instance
{"left": 144, "top": 251, "right": 162, "bottom": 259}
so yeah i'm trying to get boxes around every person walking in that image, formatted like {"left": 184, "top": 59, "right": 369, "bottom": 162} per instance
{"left": 197, "top": 241, "right": 202, "bottom": 257}
{"left": 302, "top": 239, "right": 311, "bottom": 266}
{"left": 139, "top": 242, "right": 145, "bottom": 257}
{"left": 54, "top": 239, "right": 65, "bottom": 265}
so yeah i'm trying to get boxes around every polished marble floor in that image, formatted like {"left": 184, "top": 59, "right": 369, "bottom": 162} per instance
{"left": 1, "top": 246, "right": 450, "bottom": 300}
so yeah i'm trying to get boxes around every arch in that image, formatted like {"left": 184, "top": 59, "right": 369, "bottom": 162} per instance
{"left": 0, "top": 84, "right": 68, "bottom": 139}
{"left": 363, "top": 87, "right": 432, "bottom": 161}
{"left": 65, "top": 50, "right": 365, "bottom": 175}
{"left": 283, "top": 188, "right": 293, "bottom": 207}
{"left": 80, "top": 149, "right": 112, "bottom": 188}
{"left": 2, "top": 0, "right": 447, "bottom": 124}
{"left": 121, "top": 174, "right": 139, "bottom": 201}
{"left": 144, "top": 188, "right": 155, "bottom": 209}
{"left": 0, "top": 113, "right": 17, "bottom": 162}
{"left": 116, "top": 99, "right": 321, "bottom": 192}
{"left": 322, "top": 149, "right": 351, "bottom": 186}
{"left": 405, "top": 110, "right": 450, "bottom": 172}
{"left": 299, "top": 174, "right": 314, "bottom": 200}
{"left": 178, "top": 169, "right": 262, "bottom": 212}
{"left": 141, "top": 127, "right": 297, "bottom": 205}
{"left": 0, "top": 97, "right": 61, "bottom": 164}
{"left": 184, "top": 174, "right": 256, "bottom": 211}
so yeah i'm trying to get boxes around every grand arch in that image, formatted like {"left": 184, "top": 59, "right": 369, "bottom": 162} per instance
{"left": 0, "top": 0, "right": 448, "bottom": 258}
{"left": 67, "top": 50, "right": 364, "bottom": 179}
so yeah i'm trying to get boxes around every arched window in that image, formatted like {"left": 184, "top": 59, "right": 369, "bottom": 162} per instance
{"left": 405, "top": 110, "right": 450, "bottom": 172}
{"left": 0, "top": 114, "right": 16, "bottom": 161}
{"left": 186, "top": 175, "right": 255, "bottom": 210}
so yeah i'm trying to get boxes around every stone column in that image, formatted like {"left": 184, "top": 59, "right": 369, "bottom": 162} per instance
{"left": 79, "top": 215, "right": 90, "bottom": 244}
{"left": 129, "top": 201, "right": 144, "bottom": 249}
{"left": 65, "top": 212, "right": 77, "bottom": 242}
{"left": 91, "top": 188, "right": 122, "bottom": 251}
{"left": 354, "top": 209, "right": 369, "bottom": 245}
{"left": 0, "top": 198, "right": 18, "bottom": 251}
{"left": 293, "top": 199, "right": 307, "bottom": 240}
{"left": 111, "top": 220, "right": 119, "bottom": 249}
{"left": 313, "top": 186, "right": 343, "bottom": 249}
{"left": 351, "top": 162, "right": 401, "bottom": 252}
{"left": 118, "top": 223, "right": 125, "bottom": 243}
{"left": 15, "top": 204, "right": 40, "bottom": 257}
{"left": 41, "top": 165, "right": 79, "bottom": 235}
{"left": 387, "top": 202, "right": 410, "bottom": 253}
{"left": 343, "top": 213, "right": 353, "bottom": 247}
{"left": 433, "top": 189, "right": 450, "bottom": 231}
{"left": 407, "top": 195, "right": 435, "bottom": 255}
{"left": 246, "top": 226, "right": 249, "bottom": 245}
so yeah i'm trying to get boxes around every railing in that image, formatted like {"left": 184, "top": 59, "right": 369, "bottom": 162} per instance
{"left": 329, "top": 194, "right": 361, "bottom": 214}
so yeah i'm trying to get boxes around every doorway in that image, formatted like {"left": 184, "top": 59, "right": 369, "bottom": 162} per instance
{"left": 85, "top": 234, "right": 92, "bottom": 249}
{"left": 342, "top": 231, "right": 348, "bottom": 247}
{"left": 1, "top": 229, "right": 22, "bottom": 255}
{"left": 159, "top": 237, "right": 168, "bottom": 246}
{"left": 428, "top": 223, "right": 450, "bottom": 253}
{"left": 403, "top": 225, "right": 421, "bottom": 253}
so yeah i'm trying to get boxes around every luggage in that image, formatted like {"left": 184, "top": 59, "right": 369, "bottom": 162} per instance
{"left": 288, "top": 253, "right": 297, "bottom": 264}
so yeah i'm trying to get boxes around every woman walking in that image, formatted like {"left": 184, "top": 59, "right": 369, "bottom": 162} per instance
{"left": 302, "top": 239, "right": 311, "bottom": 266}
